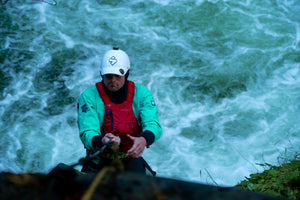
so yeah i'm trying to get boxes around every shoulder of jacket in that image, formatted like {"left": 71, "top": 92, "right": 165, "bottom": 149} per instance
{"left": 132, "top": 82, "right": 153, "bottom": 100}
{"left": 133, "top": 82, "right": 149, "bottom": 91}
{"left": 80, "top": 85, "right": 99, "bottom": 99}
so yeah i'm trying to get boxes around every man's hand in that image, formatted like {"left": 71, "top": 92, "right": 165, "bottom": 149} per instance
{"left": 126, "top": 135, "right": 146, "bottom": 158}
{"left": 102, "top": 133, "right": 120, "bottom": 149}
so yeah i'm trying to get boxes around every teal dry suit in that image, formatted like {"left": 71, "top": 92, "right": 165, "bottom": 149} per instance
{"left": 77, "top": 80, "right": 162, "bottom": 166}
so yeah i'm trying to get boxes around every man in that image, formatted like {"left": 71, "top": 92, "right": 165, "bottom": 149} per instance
{"left": 77, "top": 47, "right": 162, "bottom": 174}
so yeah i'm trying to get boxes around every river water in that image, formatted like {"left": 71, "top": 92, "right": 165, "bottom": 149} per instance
{"left": 1, "top": 0, "right": 300, "bottom": 186}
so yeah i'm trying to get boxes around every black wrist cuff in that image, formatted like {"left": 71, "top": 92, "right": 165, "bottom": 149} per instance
{"left": 92, "top": 135, "right": 103, "bottom": 148}
{"left": 141, "top": 130, "right": 155, "bottom": 146}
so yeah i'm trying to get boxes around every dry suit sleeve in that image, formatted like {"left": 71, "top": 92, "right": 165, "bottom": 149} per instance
{"left": 137, "top": 84, "right": 162, "bottom": 143}
{"left": 77, "top": 87, "right": 103, "bottom": 151}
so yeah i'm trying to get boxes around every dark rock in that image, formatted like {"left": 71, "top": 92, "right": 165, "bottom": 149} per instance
{"left": 0, "top": 164, "right": 286, "bottom": 200}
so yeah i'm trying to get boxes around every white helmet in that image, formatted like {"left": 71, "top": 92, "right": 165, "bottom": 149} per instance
{"left": 101, "top": 47, "right": 130, "bottom": 76}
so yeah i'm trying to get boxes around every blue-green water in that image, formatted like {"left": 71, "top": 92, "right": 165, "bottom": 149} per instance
{"left": 1, "top": 0, "right": 300, "bottom": 186}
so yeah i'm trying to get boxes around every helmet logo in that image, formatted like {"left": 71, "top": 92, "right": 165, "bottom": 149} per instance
{"left": 109, "top": 56, "right": 118, "bottom": 66}
{"left": 119, "top": 69, "right": 124, "bottom": 75}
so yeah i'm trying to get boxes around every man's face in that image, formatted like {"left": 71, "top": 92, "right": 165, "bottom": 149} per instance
{"left": 102, "top": 74, "right": 126, "bottom": 92}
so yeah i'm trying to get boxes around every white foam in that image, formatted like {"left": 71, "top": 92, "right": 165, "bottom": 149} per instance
{"left": 58, "top": 32, "right": 75, "bottom": 48}
{"left": 1, "top": 0, "right": 300, "bottom": 188}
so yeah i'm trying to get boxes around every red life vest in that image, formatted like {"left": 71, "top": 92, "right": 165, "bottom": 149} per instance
{"left": 96, "top": 81, "right": 143, "bottom": 153}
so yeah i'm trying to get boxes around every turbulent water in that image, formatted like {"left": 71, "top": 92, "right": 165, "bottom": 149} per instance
{"left": 1, "top": 0, "right": 300, "bottom": 186}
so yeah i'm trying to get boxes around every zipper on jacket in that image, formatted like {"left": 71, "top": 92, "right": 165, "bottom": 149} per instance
{"left": 109, "top": 109, "right": 113, "bottom": 131}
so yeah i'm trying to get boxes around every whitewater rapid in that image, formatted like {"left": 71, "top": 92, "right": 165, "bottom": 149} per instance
{"left": 0, "top": 0, "right": 300, "bottom": 186}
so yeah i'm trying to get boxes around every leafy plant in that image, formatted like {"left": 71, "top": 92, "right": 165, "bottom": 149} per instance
{"left": 236, "top": 160, "right": 300, "bottom": 200}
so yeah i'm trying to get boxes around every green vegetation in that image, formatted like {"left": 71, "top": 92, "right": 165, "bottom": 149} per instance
{"left": 236, "top": 160, "right": 300, "bottom": 200}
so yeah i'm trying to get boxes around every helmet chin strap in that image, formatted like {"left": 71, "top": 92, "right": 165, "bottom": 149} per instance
{"left": 125, "top": 71, "right": 130, "bottom": 80}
